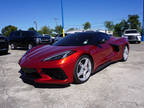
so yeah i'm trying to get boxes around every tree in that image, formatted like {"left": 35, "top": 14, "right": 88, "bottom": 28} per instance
{"left": 39, "top": 26, "right": 53, "bottom": 35}
{"left": 104, "top": 21, "right": 114, "bottom": 32}
{"left": 83, "top": 22, "right": 91, "bottom": 30}
{"left": 1, "top": 25, "right": 17, "bottom": 37}
{"left": 119, "top": 19, "right": 129, "bottom": 32}
{"left": 55, "top": 25, "right": 63, "bottom": 35}
{"left": 28, "top": 27, "right": 36, "bottom": 31}
{"left": 128, "top": 15, "right": 141, "bottom": 30}
{"left": 113, "top": 24, "right": 122, "bottom": 37}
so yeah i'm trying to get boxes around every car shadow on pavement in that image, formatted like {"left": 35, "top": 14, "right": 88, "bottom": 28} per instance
{"left": 19, "top": 76, "right": 70, "bottom": 89}
{"left": 13, "top": 47, "right": 28, "bottom": 51}
{"left": 0, "top": 52, "right": 10, "bottom": 56}
{"left": 91, "top": 61, "right": 118, "bottom": 76}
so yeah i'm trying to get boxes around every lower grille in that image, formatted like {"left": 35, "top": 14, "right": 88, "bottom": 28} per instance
{"left": 21, "top": 68, "right": 41, "bottom": 79}
{"left": 42, "top": 68, "right": 68, "bottom": 80}
{"left": 128, "top": 36, "right": 137, "bottom": 40}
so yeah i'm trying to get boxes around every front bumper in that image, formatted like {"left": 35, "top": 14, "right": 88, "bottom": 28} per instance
{"left": 19, "top": 67, "right": 69, "bottom": 84}
{"left": 127, "top": 36, "right": 141, "bottom": 42}
{"left": 19, "top": 55, "right": 79, "bottom": 84}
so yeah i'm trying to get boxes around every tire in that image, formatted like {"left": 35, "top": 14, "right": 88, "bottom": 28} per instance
{"left": 4, "top": 50, "right": 8, "bottom": 54}
{"left": 122, "top": 45, "right": 129, "bottom": 61}
{"left": 137, "top": 41, "right": 141, "bottom": 44}
{"left": 27, "top": 44, "right": 33, "bottom": 50}
{"left": 73, "top": 55, "right": 93, "bottom": 84}
{"left": 10, "top": 43, "right": 16, "bottom": 50}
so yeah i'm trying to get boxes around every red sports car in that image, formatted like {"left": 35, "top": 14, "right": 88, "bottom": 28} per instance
{"left": 19, "top": 32, "right": 129, "bottom": 84}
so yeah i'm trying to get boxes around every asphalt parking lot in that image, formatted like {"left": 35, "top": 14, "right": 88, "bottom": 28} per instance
{"left": 0, "top": 43, "right": 144, "bottom": 108}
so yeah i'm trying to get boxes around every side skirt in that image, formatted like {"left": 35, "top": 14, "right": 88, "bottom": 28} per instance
{"left": 91, "top": 61, "right": 114, "bottom": 75}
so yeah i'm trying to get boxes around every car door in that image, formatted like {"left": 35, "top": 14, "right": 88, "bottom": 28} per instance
{"left": 92, "top": 33, "right": 114, "bottom": 67}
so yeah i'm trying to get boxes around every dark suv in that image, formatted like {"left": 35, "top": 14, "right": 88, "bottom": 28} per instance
{"left": 9, "top": 30, "right": 51, "bottom": 50}
{"left": 0, "top": 34, "right": 9, "bottom": 54}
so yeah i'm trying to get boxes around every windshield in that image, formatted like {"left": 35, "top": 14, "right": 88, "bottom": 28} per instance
{"left": 53, "top": 34, "right": 91, "bottom": 46}
{"left": 53, "top": 32, "right": 110, "bottom": 46}
{"left": 125, "top": 30, "right": 138, "bottom": 34}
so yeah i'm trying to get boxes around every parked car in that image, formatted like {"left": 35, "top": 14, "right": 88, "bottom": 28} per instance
{"left": 9, "top": 30, "right": 51, "bottom": 50}
{"left": 19, "top": 32, "right": 129, "bottom": 84}
{"left": 0, "top": 34, "right": 9, "bottom": 54}
{"left": 54, "top": 33, "right": 67, "bottom": 42}
{"left": 43, "top": 34, "right": 53, "bottom": 44}
{"left": 51, "top": 36, "right": 55, "bottom": 44}
{"left": 122, "top": 29, "right": 141, "bottom": 43}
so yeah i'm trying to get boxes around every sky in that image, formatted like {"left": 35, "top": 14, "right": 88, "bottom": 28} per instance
{"left": 0, "top": 0, "right": 143, "bottom": 31}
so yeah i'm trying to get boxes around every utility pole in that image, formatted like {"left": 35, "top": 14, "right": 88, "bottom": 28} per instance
{"left": 61, "top": 0, "right": 65, "bottom": 37}
{"left": 142, "top": 0, "right": 144, "bottom": 41}
{"left": 54, "top": 18, "right": 58, "bottom": 27}
{"left": 33, "top": 21, "right": 37, "bottom": 31}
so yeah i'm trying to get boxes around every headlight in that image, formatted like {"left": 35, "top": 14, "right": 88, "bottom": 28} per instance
{"left": 43, "top": 50, "right": 76, "bottom": 61}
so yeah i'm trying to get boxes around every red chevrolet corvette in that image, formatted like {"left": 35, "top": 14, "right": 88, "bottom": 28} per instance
{"left": 19, "top": 32, "right": 129, "bottom": 84}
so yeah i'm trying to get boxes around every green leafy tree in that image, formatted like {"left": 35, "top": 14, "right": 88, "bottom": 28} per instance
{"left": 119, "top": 19, "right": 129, "bottom": 32}
{"left": 39, "top": 26, "right": 53, "bottom": 35}
{"left": 28, "top": 27, "right": 36, "bottom": 31}
{"left": 113, "top": 15, "right": 141, "bottom": 37}
{"left": 1, "top": 25, "right": 17, "bottom": 37}
{"left": 83, "top": 22, "right": 91, "bottom": 30}
{"left": 55, "top": 25, "right": 63, "bottom": 35}
{"left": 104, "top": 21, "right": 114, "bottom": 31}
{"left": 113, "top": 24, "right": 122, "bottom": 37}
{"left": 128, "top": 15, "right": 141, "bottom": 30}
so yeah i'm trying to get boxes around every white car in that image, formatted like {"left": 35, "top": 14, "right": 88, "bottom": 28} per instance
{"left": 122, "top": 29, "right": 141, "bottom": 43}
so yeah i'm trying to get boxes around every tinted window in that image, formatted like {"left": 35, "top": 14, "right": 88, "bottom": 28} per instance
{"left": 53, "top": 33, "right": 92, "bottom": 46}
{"left": 9, "top": 31, "right": 20, "bottom": 39}
{"left": 125, "top": 30, "right": 138, "bottom": 34}
{"left": 22, "top": 31, "right": 35, "bottom": 38}
{"left": 53, "top": 32, "right": 110, "bottom": 46}
{"left": 35, "top": 32, "right": 42, "bottom": 37}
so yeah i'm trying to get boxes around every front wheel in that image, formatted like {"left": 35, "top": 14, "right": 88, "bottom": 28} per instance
{"left": 10, "top": 43, "right": 16, "bottom": 50}
{"left": 122, "top": 45, "right": 129, "bottom": 61}
{"left": 73, "top": 55, "right": 92, "bottom": 84}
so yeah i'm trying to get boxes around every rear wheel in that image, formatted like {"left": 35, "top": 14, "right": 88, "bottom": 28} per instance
{"left": 10, "top": 43, "right": 16, "bottom": 50}
{"left": 122, "top": 45, "right": 129, "bottom": 61}
{"left": 137, "top": 41, "right": 141, "bottom": 44}
{"left": 4, "top": 50, "right": 8, "bottom": 54}
{"left": 73, "top": 55, "right": 92, "bottom": 84}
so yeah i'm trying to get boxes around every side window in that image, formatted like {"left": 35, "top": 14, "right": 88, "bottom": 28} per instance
{"left": 99, "top": 33, "right": 110, "bottom": 41}
{"left": 91, "top": 33, "right": 109, "bottom": 44}
{"left": 14, "top": 31, "right": 20, "bottom": 39}
{"left": 92, "top": 33, "right": 104, "bottom": 43}
{"left": 35, "top": 32, "right": 42, "bottom": 37}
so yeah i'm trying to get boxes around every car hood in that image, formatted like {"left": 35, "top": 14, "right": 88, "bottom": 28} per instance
{"left": 20, "top": 45, "right": 80, "bottom": 65}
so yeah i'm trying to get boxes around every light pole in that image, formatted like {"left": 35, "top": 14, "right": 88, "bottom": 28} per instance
{"left": 142, "top": 0, "right": 144, "bottom": 41}
{"left": 54, "top": 18, "right": 58, "bottom": 27}
{"left": 61, "top": 0, "right": 65, "bottom": 37}
{"left": 33, "top": 21, "right": 37, "bottom": 31}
